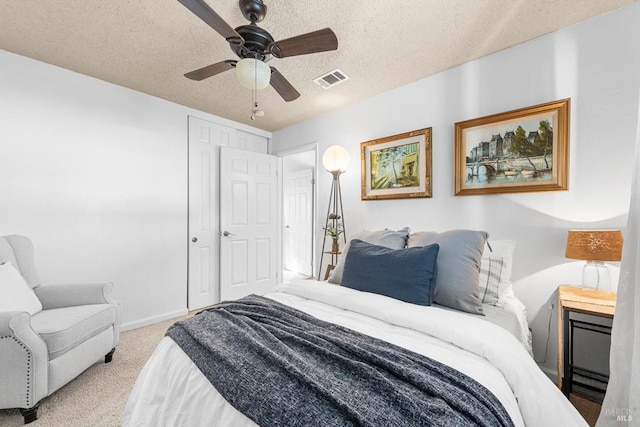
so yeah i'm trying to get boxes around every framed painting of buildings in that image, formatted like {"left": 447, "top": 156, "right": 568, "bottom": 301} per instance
{"left": 361, "top": 128, "right": 432, "bottom": 200}
{"left": 454, "top": 99, "right": 570, "bottom": 196}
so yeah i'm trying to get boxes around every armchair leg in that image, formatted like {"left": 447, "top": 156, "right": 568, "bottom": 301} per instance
{"left": 20, "top": 405, "right": 38, "bottom": 424}
{"left": 105, "top": 348, "right": 116, "bottom": 363}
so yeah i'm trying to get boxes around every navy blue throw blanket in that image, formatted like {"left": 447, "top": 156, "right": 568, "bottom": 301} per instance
{"left": 166, "top": 295, "right": 515, "bottom": 427}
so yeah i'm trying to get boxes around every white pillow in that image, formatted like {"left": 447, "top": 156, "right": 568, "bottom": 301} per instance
{"left": 0, "top": 261, "right": 43, "bottom": 315}
{"left": 478, "top": 256, "right": 505, "bottom": 306}
{"left": 483, "top": 239, "right": 516, "bottom": 300}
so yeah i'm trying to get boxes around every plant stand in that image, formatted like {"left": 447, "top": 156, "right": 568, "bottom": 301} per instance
{"left": 318, "top": 170, "right": 346, "bottom": 280}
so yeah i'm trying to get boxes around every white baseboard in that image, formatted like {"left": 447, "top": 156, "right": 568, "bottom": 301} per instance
{"left": 121, "top": 308, "right": 189, "bottom": 332}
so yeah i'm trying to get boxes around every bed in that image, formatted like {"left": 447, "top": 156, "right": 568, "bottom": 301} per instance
{"left": 122, "top": 230, "right": 587, "bottom": 426}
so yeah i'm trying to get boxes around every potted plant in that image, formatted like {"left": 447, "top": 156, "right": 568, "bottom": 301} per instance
{"left": 323, "top": 220, "right": 344, "bottom": 253}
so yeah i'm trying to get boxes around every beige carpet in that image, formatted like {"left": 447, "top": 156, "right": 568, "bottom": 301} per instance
{"left": 1, "top": 312, "right": 601, "bottom": 426}
{"left": 570, "top": 394, "right": 603, "bottom": 427}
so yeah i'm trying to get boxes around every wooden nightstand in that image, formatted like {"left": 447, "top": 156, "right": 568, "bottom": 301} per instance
{"left": 557, "top": 285, "right": 616, "bottom": 398}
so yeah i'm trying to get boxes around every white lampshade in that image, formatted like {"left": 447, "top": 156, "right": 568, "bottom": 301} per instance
{"left": 322, "top": 145, "right": 350, "bottom": 172}
{"left": 236, "top": 58, "right": 270, "bottom": 90}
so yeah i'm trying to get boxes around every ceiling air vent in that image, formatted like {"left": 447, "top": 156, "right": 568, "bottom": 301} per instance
{"left": 313, "top": 69, "right": 350, "bottom": 89}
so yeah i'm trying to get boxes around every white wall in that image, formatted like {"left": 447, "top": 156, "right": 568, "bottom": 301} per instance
{"left": 272, "top": 3, "right": 640, "bottom": 378}
{"left": 0, "top": 49, "right": 270, "bottom": 330}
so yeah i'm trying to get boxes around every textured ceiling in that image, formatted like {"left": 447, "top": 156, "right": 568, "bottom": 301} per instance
{"left": 1, "top": 0, "right": 636, "bottom": 132}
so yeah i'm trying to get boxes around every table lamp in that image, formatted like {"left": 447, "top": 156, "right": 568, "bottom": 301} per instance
{"left": 565, "top": 229, "right": 623, "bottom": 291}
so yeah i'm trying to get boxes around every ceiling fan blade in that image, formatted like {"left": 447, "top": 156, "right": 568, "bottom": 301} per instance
{"left": 269, "top": 28, "right": 338, "bottom": 58}
{"left": 184, "top": 60, "right": 237, "bottom": 81}
{"left": 270, "top": 67, "right": 300, "bottom": 102}
{"left": 177, "top": 0, "right": 243, "bottom": 44}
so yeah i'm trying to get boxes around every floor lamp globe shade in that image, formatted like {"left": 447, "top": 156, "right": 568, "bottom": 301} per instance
{"left": 236, "top": 58, "right": 270, "bottom": 90}
{"left": 323, "top": 145, "right": 350, "bottom": 173}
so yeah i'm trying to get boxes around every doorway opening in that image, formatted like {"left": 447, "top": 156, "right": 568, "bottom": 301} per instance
{"left": 280, "top": 145, "right": 317, "bottom": 282}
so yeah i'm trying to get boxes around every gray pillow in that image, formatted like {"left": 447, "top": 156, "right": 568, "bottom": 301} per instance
{"left": 407, "top": 230, "right": 488, "bottom": 315}
{"left": 327, "top": 227, "right": 410, "bottom": 284}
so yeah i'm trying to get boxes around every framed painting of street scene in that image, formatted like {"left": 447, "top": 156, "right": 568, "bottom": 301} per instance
{"left": 361, "top": 127, "right": 432, "bottom": 200}
{"left": 454, "top": 99, "right": 570, "bottom": 196}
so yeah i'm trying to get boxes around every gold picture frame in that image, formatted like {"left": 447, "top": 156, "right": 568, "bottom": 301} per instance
{"left": 454, "top": 99, "right": 570, "bottom": 196}
{"left": 361, "top": 128, "right": 432, "bottom": 200}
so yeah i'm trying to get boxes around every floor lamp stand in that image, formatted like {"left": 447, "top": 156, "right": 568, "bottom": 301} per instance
{"left": 318, "top": 170, "right": 346, "bottom": 280}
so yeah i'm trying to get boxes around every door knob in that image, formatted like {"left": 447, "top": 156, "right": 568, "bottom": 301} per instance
{"left": 192, "top": 237, "right": 198, "bottom": 242}
{"left": 223, "top": 231, "right": 234, "bottom": 237}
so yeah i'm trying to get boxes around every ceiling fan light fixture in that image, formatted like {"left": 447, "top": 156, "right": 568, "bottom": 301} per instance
{"left": 236, "top": 58, "right": 270, "bottom": 90}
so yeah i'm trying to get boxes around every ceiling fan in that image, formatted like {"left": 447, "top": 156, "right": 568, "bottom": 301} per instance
{"left": 178, "top": 0, "right": 339, "bottom": 102}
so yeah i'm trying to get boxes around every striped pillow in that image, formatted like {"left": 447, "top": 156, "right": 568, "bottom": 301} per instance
{"left": 478, "top": 256, "right": 505, "bottom": 306}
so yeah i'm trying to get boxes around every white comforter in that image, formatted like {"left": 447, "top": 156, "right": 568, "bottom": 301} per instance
{"left": 123, "top": 280, "right": 587, "bottom": 427}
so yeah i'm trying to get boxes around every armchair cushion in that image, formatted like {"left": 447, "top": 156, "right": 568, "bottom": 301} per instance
{"left": 30, "top": 304, "right": 116, "bottom": 360}
{"left": 0, "top": 262, "right": 42, "bottom": 315}
{"left": 35, "top": 282, "right": 115, "bottom": 310}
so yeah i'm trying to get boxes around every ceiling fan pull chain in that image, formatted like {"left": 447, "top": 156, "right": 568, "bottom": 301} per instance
{"left": 251, "top": 60, "right": 257, "bottom": 120}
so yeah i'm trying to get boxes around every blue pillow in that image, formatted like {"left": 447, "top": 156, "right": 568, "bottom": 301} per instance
{"left": 341, "top": 239, "right": 439, "bottom": 306}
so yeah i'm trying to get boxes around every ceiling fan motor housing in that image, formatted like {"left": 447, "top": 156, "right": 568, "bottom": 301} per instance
{"left": 231, "top": 24, "right": 274, "bottom": 61}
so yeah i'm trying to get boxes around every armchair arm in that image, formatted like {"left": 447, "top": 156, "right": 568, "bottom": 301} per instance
{"left": 34, "top": 282, "right": 115, "bottom": 310}
{"left": 0, "top": 312, "right": 48, "bottom": 409}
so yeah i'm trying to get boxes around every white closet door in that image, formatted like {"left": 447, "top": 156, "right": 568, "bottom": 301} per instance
{"left": 235, "top": 130, "right": 269, "bottom": 153}
{"left": 219, "top": 146, "right": 278, "bottom": 301}
{"left": 187, "top": 117, "right": 235, "bottom": 310}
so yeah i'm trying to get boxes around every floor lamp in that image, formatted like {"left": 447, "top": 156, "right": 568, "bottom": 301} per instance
{"left": 318, "top": 145, "right": 349, "bottom": 280}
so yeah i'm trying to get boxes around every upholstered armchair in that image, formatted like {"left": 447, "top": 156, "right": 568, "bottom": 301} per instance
{"left": 0, "top": 235, "right": 121, "bottom": 424}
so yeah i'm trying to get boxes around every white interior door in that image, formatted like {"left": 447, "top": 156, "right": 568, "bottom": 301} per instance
{"left": 284, "top": 168, "right": 314, "bottom": 276}
{"left": 220, "top": 146, "right": 278, "bottom": 300}
{"left": 188, "top": 116, "right": 234, "bottom": 310}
